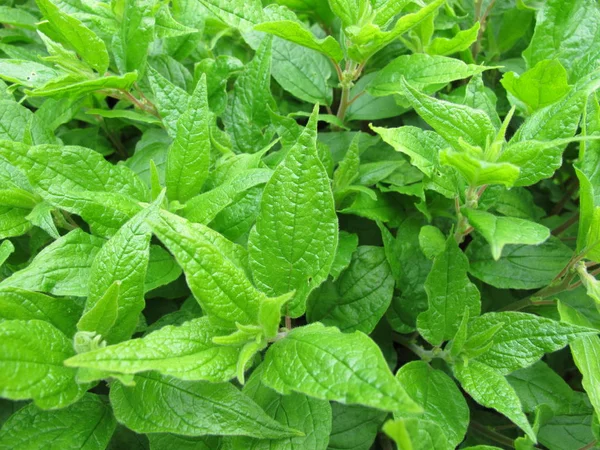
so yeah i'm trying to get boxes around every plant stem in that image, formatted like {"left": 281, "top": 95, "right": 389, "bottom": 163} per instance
{"left": 552, "top": 213, "right": 579, "bottom": 236}
{"left": 469, "top": 421, "right": 515, "bottom": 448}
{"left": 336, "top": 83, "right": 351, "bottom": 123}
{"left": 578, "top": 440, "right": 598, "bottom": 450}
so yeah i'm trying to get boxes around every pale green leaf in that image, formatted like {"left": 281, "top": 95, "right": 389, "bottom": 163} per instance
{"left": 464, "top": 209, "right": 550, "bottom": 260}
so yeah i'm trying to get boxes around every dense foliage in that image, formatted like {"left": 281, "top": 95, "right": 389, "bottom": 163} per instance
{"left": 0, "top": 0, "right": 599, "bottom": 448}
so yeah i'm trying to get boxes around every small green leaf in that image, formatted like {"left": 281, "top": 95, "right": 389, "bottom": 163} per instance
{"left": 110, "top": 372, "right": 300, "bottom": 438}
{"left": 396, "top": 361, "right": 469, "bottom": 446}
{"left": 463, "top": 209, "right": 550, "bottom": 260}
{"left": 35, "top": 0, "right": 109, "bottom": 73}
{"left": 454, "top": 359, "right": 535, "bottom": 441}
{"left": 77, "top": 280, "right": 120, "bottom": 338}
{"left": 466, "top": 236, "right": 573, "bottom": 290}
{"left": 330, "top": 231, "right": 359, "bottom": 279}
{"left": 466, "top": 312, "right": 597, "bottom": 374}
{"left": 417, "top": 235, "right": 480, "bottom": 345}
{"left": 383, "top": 418, "right": 451, "bottom": 450}
{"left": 418, "top": 225, "right": 446, "bottom": 260}
{"left": 255, "top": 20, "right": 344, "bottom": 62}
{"left": 307, "top": 246, "right": 394, "bottom": 334}
{"left": 196, "top": 0, "right": 263, "bottom": 30}
{"left": 426, "top": 22, "right": 480, "bottom": 56}
{"left": 166, "top": 74, "right": 210, "bottom": 203}
{"left": 261, "top": 323, "right": 422, "bottom": 413}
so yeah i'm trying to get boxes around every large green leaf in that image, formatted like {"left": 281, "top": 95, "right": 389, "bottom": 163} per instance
{"left": 109, "top": 372, "right": 300, "bottom": 438}
{"left": 66, "top": 317, "right": 240, "bottom": 382}
{"left": 0, "top": 319, "right": 88, "bottom": 409}
{"left": 261, "top": 323, "right": 421, "bottom": 413}
{"left": 249, "top": 109, "right": 338, "bottom": 317}
{"left": 0, "top": 393, "right": 116, "bottom": 450}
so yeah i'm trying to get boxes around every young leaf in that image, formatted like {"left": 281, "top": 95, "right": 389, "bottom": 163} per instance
{"left": 35, "top": 0, "right": 109, "bottom": 73}
{"left": 453, "top": 359, "right": 536, "bottom": 441}
{"left": 261, "top": 323, "right": 422, "bottom": 413}
{"left": 417, "top": 235, "right": 481, "bottom": 346}
{"left": 501, "top": 60, "right": 571, "bottom": 112}
{"left": 426, "top": 22, "right": 480, "bottom": 56}
{"left": 466, "top": 312, "right": 597, "bottom": 374}
{"left": 463, "top": 209, "right": 550, "bottom": 260}
{"left": 383, "top": 418, "right": 452, "bottom": 450}
{"left": 113, "top": 0, "right": 158, "bottom": 77}
{"left": 66, "top": 317, "right": 240, "bottom": 383}
{"left": 368, "top": 54, "right": 489, "bottom": 97}
{"left": 255, "top": 20, "right": 344, "bottom": 62}
{"left": 466, "top": 236, "right": 573, "bottom": 290}
{"left": 81, "top": 208, "right": 153, "bottom": 344}
{"left": 77, "top": 281, "right": 120, "bottom": 339}
{"left": 396, "top": 361, "right": 469, "bottom": 447}
{"left": 249, "top": 109, "right": 338, "bottom": 317}
{"left": 147, "top": 67, "right": 190, "bottom": 137}
{"left": 0, "top": 319, "right": 88, "bottom": 409}
{"left": 166, "top": 74, "right": 210, "bottom": 203}
{"left": 109, "top": 372, "right": 300, "bottom": 438}
{"left": 0, "top": 393, "right": 116, "bottom": 450}
{"left": 148, "top": 209, "right": 264, "bottom": 327}
{"left": 307, "top": 246, "right": 394, "bottom": 334}
{"left": 401, "top": 78, "right": 496, "bottom": 151}
{"left": 223, "top": 37, "right": 275, "bottom": 154}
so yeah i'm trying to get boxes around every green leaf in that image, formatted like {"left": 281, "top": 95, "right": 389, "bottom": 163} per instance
{"left": 148, "top": 209, "right": 264, "bottom": 327}
{"left": 418, "top": 225, "right": 446, "bottom": 260}
{"left": 196, "top": 0, "right": 263, "bottom": 30}
{"left": 148, "top": 434, "right": 220, "bottom": 450}
{"left": 330, "top": 230, "right": 359, "bottom": 279}
{"left": 453, "top": 359, "right": 535, "bottom": 441}
{"left": 261, "top": 323, "right": 422, "bottom": 413}
{"left": 109, "top": 372, "right": 300, "bottom": 438}
{"left": 0, "top": 60, "right": 59, "bottom": 89}
{"left": 26, "top": 202, "right": 60, "bottom": 239}
{"left": 166, "top": 75, "right": 210, "bottom": 203}
{"left": 327, "top": 402, "right": 387, "bottom": 450}
{"left": 401, "top": 78, "right": 496, "bottom": 151}
{"left": 0, "top": 6, "right": 38, "bottom": 30}
{"left": 463, "top": 209, "right": 550, "bottom": 260}
{"left": 417, "top": 234, "right": 480, "bottom": 346}
{"left": 383, "top": 418, "right": 452, "bottom": 450}
{"left": 147, "top": 67, "right": 190, "bottom": 137}
{"left": 249, "top": 109, "right": 338, "bottom": 317}
{"left": 0, "top": 319, "right": 88, "bottom": 409}
{"left": 333, "top": 135, "right": 361, "bottom": 194}
{"left": 255, "top": 20, "right": 344, "bottom": 62}
{"left": 113, "top": 0, "right": 158, "bottom": 77}
{"left": 80, "top": 207, "right": 153, "bottom": 344}
{"left": 463, "top": 73, "right": 502, "bottom": 130}
{"left": 66, "top": 317, "right": 240, "bottom": 382}
{"left": 0, "top": 287, "right": 81, "bottom": 337}
{"left": 345, "top": 0, "right": 446, "bottom": 61}
{"left": 558, "top": 301, "right": 600, "bottom": 419}
{"left": 77, "top": 280, "right": 120, "bottom": 338}
{"left": 224, "top": 37, "right": 275, "bottom": 154}
{"left": 507, "top": 361, "right": 575, "bottom": 414}
{"left": 228, "top": 364, "right": 332, "bottom": 449}
{"left": 466, "top": 312, "right": 597, "bottom": 374}
{"left": 27, "top": 72, "right": 138, "bottom": 98}
{"left": 466, "top": 236, "right": 573, "bottom": 290}
{"left": 396, "top": 361, "right": 469, "bottom": 446}
{"left": 307, "top": 246, "right": 394, "bottom": 333}
{"left": 368, "top": 54, "right": 489, "bottom": 97}
{"left": 36, "top": 0, "right": 109, "bottom": 73}
{"left": 182, "top": 169, "right": 272, "bottom": 224}
{"left": 426, "top": 22, "right": 480, "bottom": 56}
{"left": 501, "top": 60, "right": 571, "bottom": 113}
{"left": 0, "top": 239, "right": 14, "bottom": 268}
{"left": 523, "top": 0, "right": 600, "bottom": 81}
{"left": 0, "top": 393, "right": 116, "bottom": 450}
{"left": 0, "top": 229, "right": 104, "bottom": 296}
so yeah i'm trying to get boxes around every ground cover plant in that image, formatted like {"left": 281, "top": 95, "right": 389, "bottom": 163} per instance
{"left": 0, "top": 0, "right": 599, "bottom": 448}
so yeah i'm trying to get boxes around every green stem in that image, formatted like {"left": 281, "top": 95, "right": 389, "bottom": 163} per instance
{"left": 469, "top": 421, "right": 515, "bottom": 448}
